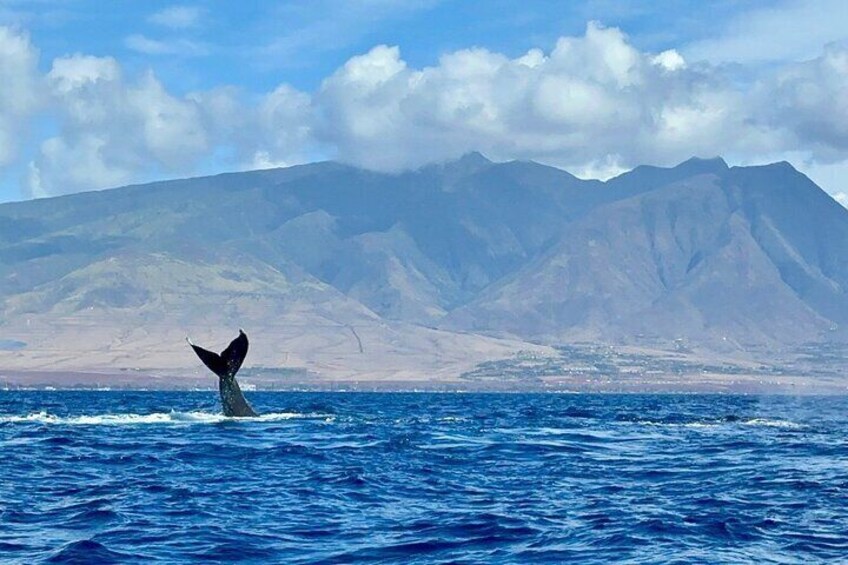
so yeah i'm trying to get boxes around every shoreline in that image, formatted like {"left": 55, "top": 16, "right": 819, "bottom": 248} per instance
{"left": 1, "top": 369, "right": 846, "bottom": 395}
{"left": 4, "top": 388, "right": 848, "bottom": 396}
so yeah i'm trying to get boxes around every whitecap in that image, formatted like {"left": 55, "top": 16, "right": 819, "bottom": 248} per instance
{"left": 741, "top": 418, "right": 803, "bottom": 429}
{"left": 437, "top": 416, "right": 468, "bottom": 423}
{"left": 632, "top": 418, "right": 802, "bottom": 430}
{"left": 633, "top": 420, "right": 719, "bottom": 428}
{"left": 0, "top": 411, "right": 333, "bottom": 426}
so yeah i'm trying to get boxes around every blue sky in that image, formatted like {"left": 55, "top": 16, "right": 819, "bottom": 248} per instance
{"left": 0, "top": 0, "right": 847, "bottom": 203}
{"left": 4, "top": 1, "right": 776, "bottom": 91}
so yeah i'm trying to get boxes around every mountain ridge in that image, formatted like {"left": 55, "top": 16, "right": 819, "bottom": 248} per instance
{"left": 1, "top": 154, "right": 846, "bottom": 383}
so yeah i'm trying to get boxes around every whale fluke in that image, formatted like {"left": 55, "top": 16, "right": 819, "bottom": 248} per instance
{"left": 187, "top": 330, "right": 257, "bottom": 417}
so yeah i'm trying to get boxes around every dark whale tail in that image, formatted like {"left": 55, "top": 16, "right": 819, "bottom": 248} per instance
{"left": 188, "top": 329, "right": 248, "bottom": 380}
{"left": 187, "top": 330, "right": 257, "bottom": 417}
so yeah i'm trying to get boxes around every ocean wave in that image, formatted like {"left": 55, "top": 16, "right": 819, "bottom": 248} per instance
{"left": 740, "top": 418, "right": 803, "bottom": 429}
{"left": 633, "top": 418, "right": 802, "bottom": 429}
{"left": 634, "top": 420, "right": 720, "bottom": 428}
{"left": 0, "top": 392, "right": 844, "bottom": 563}
{"left": 0, "top": 410, "right": 333, "bottom": 426}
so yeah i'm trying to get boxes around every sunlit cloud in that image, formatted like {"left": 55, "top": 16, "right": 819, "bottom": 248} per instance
{"left": 0, "top": 16, "right": 847, "bottom": 201}
{"left": 0, "top": 27, "right": 41, "bottom": 167}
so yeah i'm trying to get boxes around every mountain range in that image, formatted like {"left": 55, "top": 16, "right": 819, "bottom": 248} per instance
{"left": 1, "top": 153, "right": 846, "bottom": 387}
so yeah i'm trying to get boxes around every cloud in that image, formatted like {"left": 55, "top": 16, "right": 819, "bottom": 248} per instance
{"left": 254, "top": 84, "right": 315, "bottom": 161}
{"left": 186, "top": 83, "right": 316, "bottom": 171}
{"left": 6, "top": 18, "right": 848, "bottom": 202}
{"left": 314, "top": 22, "right": 757, "bottom": 172}
{"left": 757, "top": 43, "right": 848, "bottom": 162}
{"left": 685, "top": 0, "right": 848, "bottom": 64}
{"left": 26, "top": 55, "right": 210, "bottom": 197}
{"left": 0, "top": 27, "right": 41, "bottom": 167}
{"left": 148, "top": 5, "right": 203, "bottom": 29}
{"left": 26, "top": 58, "right": 316, "bottom": 197}
{"left": 652, "top": 49, "right": 685, "bottom": 72}
{"left": 308, "top": 20, "right": 848, "bottom": 198}
{"left": 124, "top": 34, "right": 208, "bottom": 57}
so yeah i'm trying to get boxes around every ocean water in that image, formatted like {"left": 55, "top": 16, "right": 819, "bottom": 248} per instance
{"left": 1, "top": 392, "right": 846, "bottom": 564}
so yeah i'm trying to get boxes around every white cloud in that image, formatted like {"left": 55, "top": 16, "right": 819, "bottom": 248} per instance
{"left": 25, "top": 55, "right": 317, "bottom": 197}
{"left": 652, "top": 49, "right": 686, "bottom": 72}
{"left": 49, "top": 54, "right": 120, "bottom": 94}
{"left": 255, "top": 84, "right": 314, "bottom": 162}
{"left": 757, "top": 44, "right": 848, "bottom": 161}
{"left": 0, "top": 26, "right": 41, "bottom": 166}
{"left": 685, "top": 0, "right": 848, "bottom": 64}
{"left": 249, "top": 150, "right": 293, "bottom": 170}
{"left": 306, "top": 20, "right": 848, "bottom": 202}
{"left": 124, "top": 34, "right": 208, "bottom": 57}
{"left": 5, "top": 18, "right": 848, "bottom": 203}
{"left": 148, "top": 5, "right": 203, "bottom": 29}
{"left": 571, "top": 155, "right": 628, "bottom": 181}
{"left": 313, "top": 22, "right": 758, "bottom": 172}
{"left": 26, "top": 55, "right": 210, "bottom": 197}
{"left": 187, "top": 83, "right": 316, "bottom": 172}
{"left": 27, "top": 135, "right": 134, "bottom": 199}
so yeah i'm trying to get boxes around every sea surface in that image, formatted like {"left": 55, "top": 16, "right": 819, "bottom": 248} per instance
{"left": 1, "top": 392, "right": 846, "bottom": 564}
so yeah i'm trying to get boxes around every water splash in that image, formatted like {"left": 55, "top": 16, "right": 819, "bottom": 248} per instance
{"left": 0, "top": 410, "right": 333, "bottom": 426}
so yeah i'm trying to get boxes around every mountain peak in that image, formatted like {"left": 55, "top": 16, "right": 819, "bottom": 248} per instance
{"left": 418, "top": 151, "right": 494, "bottom": 183}
{"left": 740, "top": 160, "right": 797, "bottom": 173}
{"left": 436, "top": 151, "right": 493, "bottom": 174}
{"left": 454, "top": 151, "right": 492, "bottom": 167}
{"left": 675, "top": 156, "right": 728, "bottom": 175}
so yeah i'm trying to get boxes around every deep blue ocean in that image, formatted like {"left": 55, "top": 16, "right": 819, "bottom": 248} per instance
{"left": 1, "top": 392, "right": 846, "bottom": 564}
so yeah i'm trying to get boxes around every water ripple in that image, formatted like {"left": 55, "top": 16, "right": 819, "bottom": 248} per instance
{"left": 0, "top": 391, "right": 846, "bottom": 563}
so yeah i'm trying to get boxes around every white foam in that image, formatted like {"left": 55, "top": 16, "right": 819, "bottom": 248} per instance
{"left": 634, "top": 420, "right": 720, "bottom": 428}
{"left": 633, "top": 418, "right": 802, "bottom": 429}
{"left": 438, "top": 416, "right": 468, "bottom": 423}
{"left": 0, "top": 411, "right": 333, "bottom": 426}
{"left": 741, "top": 418, "right": 803, "bottom": 429}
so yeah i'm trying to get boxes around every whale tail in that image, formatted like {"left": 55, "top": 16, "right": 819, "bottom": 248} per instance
{"left": 187, "top": 329, "right": 248, "bottom": 379}
{"left": 187, "top": 329, "right": 257, "bottom": 417}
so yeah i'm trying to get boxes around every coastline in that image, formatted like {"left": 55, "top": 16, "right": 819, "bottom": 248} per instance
{"left": 2, "top": 369, "right": 846, "bottom": 395}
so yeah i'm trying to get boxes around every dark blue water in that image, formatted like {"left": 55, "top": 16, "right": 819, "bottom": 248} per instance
{"left": 1, "top": 392, "right": 846, "bottom": 564}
